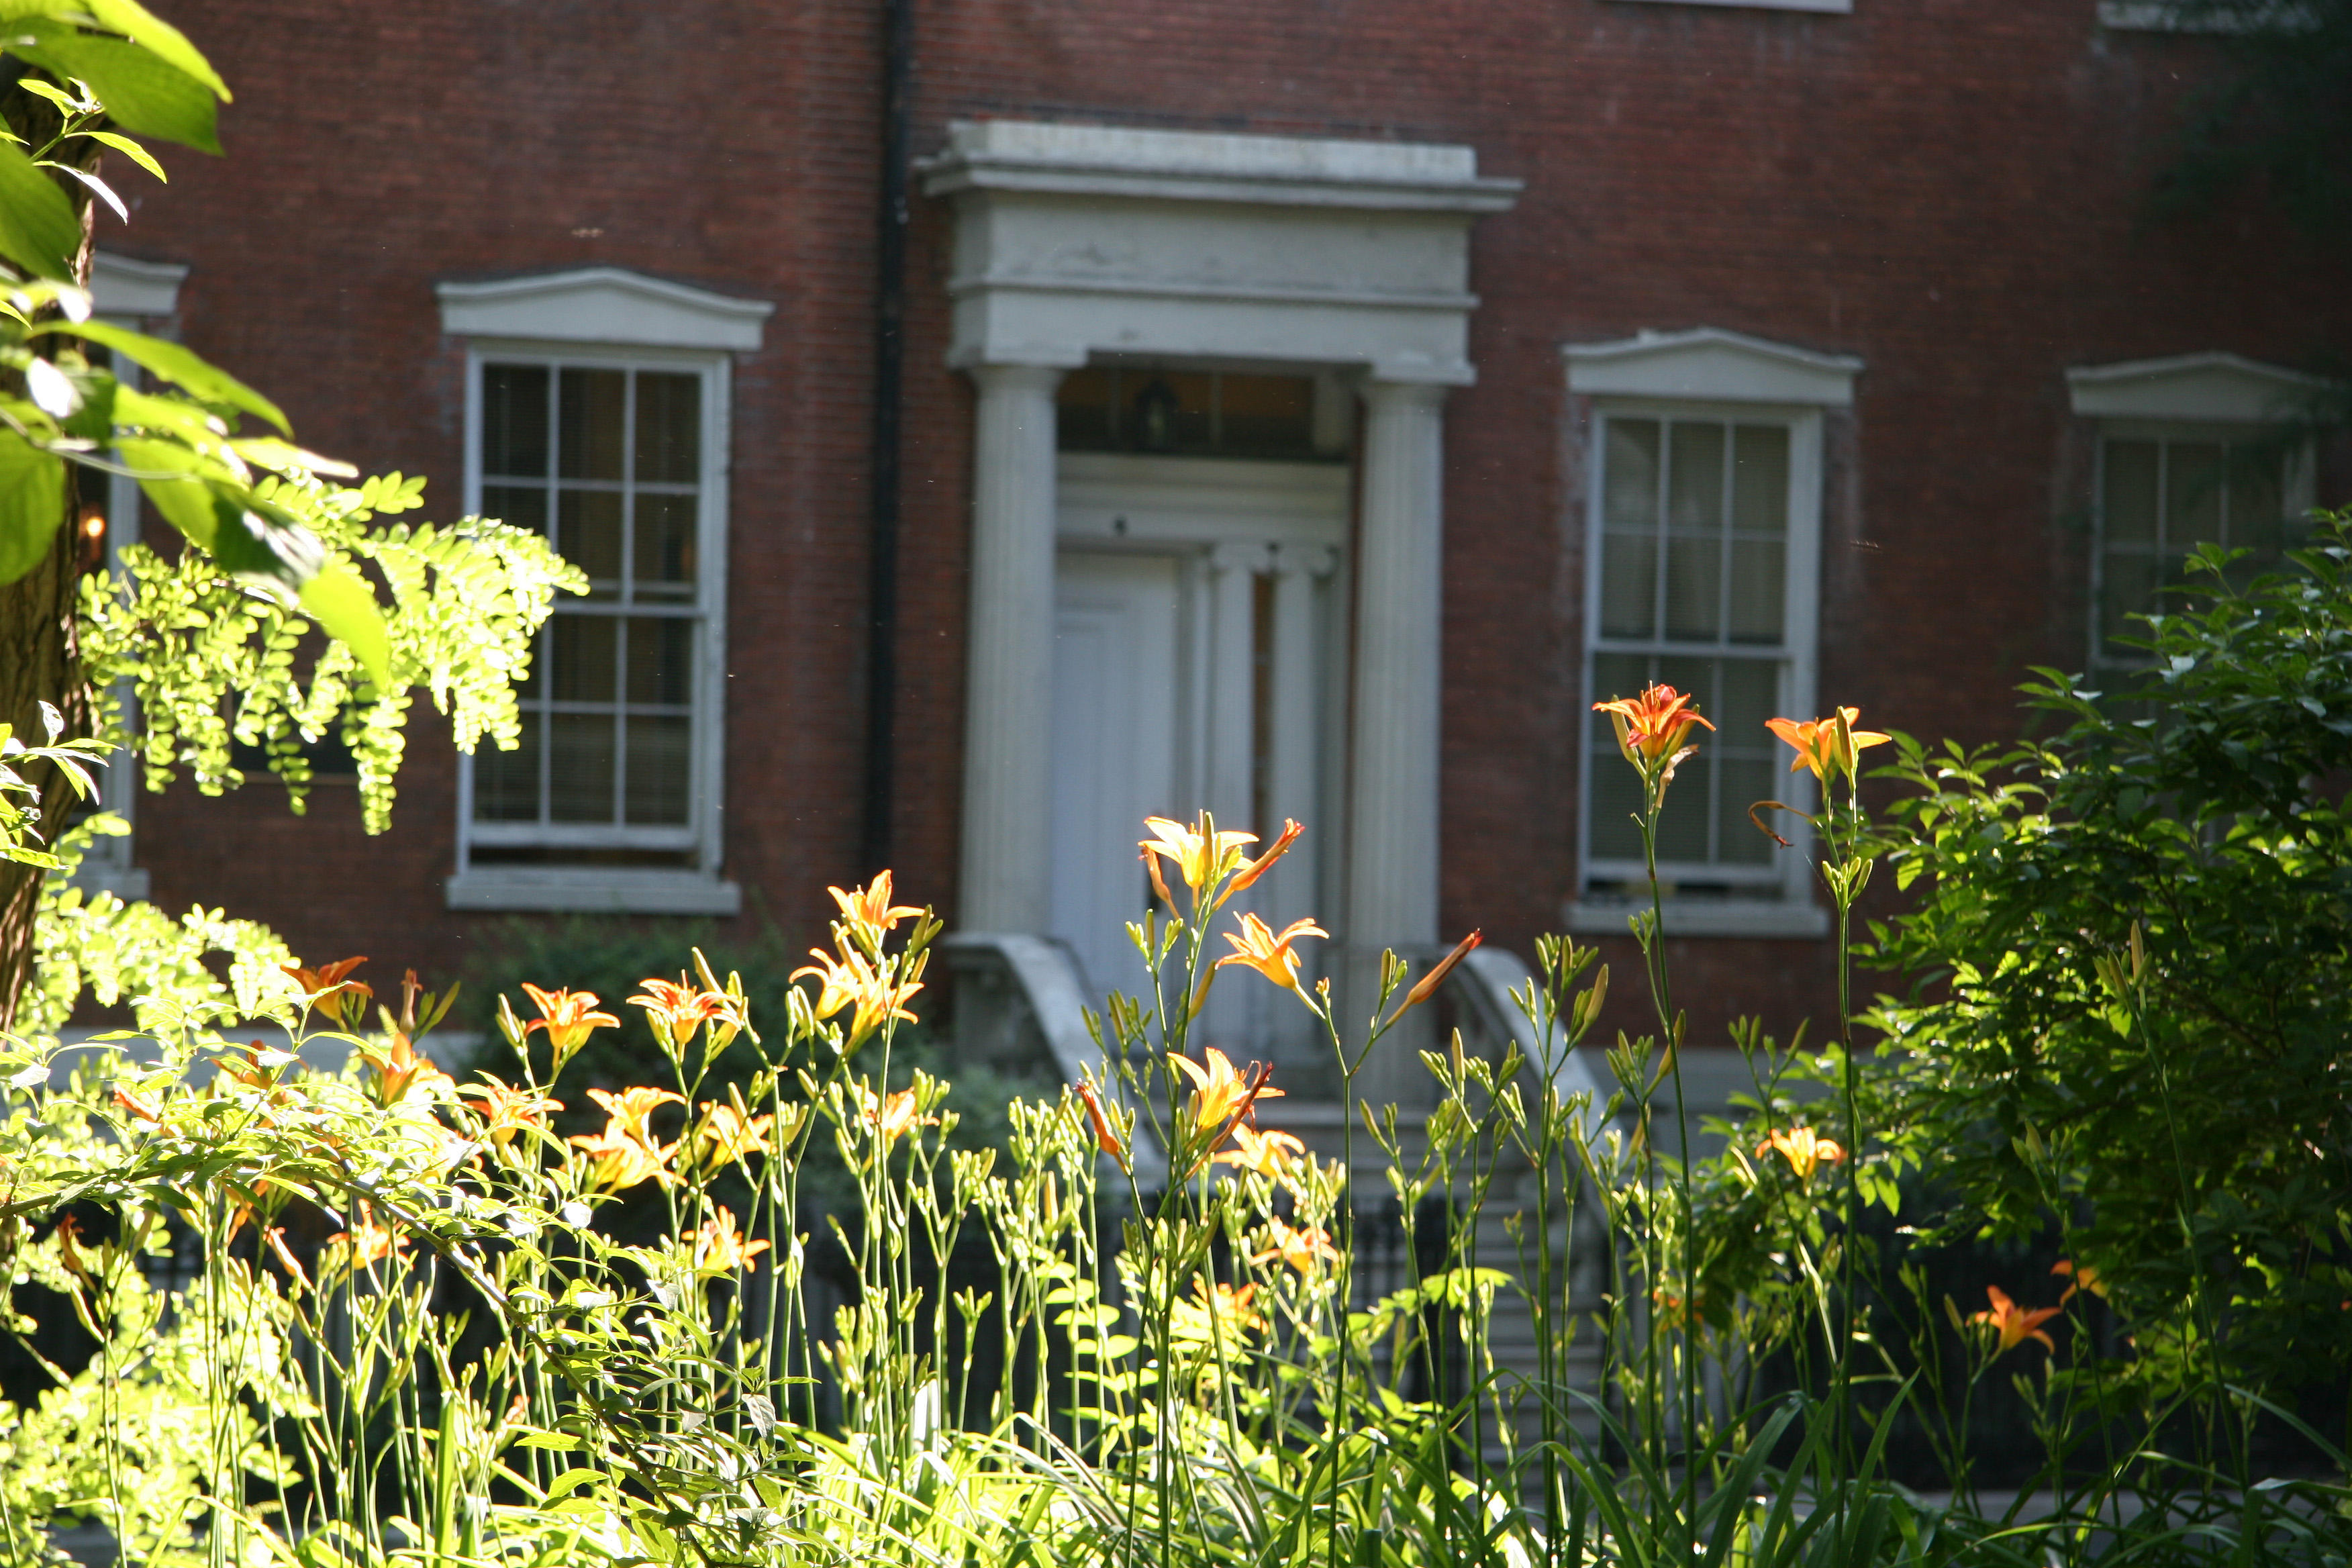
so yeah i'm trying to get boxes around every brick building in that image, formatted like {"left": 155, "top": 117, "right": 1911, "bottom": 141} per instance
{"left": 84, "top": 0, "right": 2349, "bottom": 1090}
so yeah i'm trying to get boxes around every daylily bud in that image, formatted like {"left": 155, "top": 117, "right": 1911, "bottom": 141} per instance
{"left": 1384, "top": 929, "right": 1481, "bottom": 1026}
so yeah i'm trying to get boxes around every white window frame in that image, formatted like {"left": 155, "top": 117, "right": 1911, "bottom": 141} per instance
{"left": 2071, "top": 353, "right": 2326, "bottom": 683}
{"left": 70, "top": 254, "right": 191, "bottom": 902}
{"left": 1564, "top": 329, "right": 1859, "bottom": 940}
{"left": 436, "top": 269, "right": 770, "bottom": 916}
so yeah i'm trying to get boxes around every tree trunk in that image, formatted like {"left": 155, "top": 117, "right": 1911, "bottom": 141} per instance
{"left": 0, "top": 77, "right": 99, "bottom": 1030}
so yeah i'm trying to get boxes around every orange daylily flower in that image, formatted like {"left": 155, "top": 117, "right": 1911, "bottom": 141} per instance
{"left": 1757, "top": 1126, "right": 1847, "bottom": 1180}
{"left": 1171, "top": 1276, "right": 1265, "bottom": 1342}
{"left": 1216, "top": 913, "right": 1329, "bottom": 993}
{"left": 1173, "top": 1048, "right": 1283, "bottom": 1147}
{"left": 793, "top": 946, "right": 922, "bottom": 1048}
{"left": 828, "top": 871, "right": 922, "bottom": 936}
{"left": 585, "top": 1086, "right": 685, "bottom": 1148}
{"left": 1593, "top": 685, "right": 1714, "bottom": 774}
{"left": 1971, "top": 1285, "right": 2063, "bottom": 1355}
{"left": 1216, "top": 1124, "right": 1308, "bottom": 1183}
{"left": 854, "top": 1084, "right": 938, "bottom": 1148}
{"left": 1226, "top": 819, "right": 1305, "bottom": 895}
{"left": 52, "top": 1214, "right": 94, "bottom": 1293}
{"left": 681, "top": 1204, "right": 771, "bottom": 1277}
{"left": 112, "top": 1085, "right": 161, "bottom": 1124}
{"left": 2053, "top": 1259, "right": 2108, "bottom": 1305}
{"left": 457, "top": 1077, "right": 563, "bottom": 1147}
{"left": 1252, "top": 1215, "right": 1338, "bottom": 1275}
{"left": 630, "top": 977, "right": 740, "bottom": 1050}
{"left": 1141, "top": 815, "right": 1258, "bottom": 897}
{"left": 566, "top": 1126, "right": 675, "bottom": 1192}
{"left": 264, "top": 1226, "right": 313, "bottom": 1296}
{"left": 693, "top": 1100, "right": 775, "bottom": 1171}
{"left": 1765, "top": 707, "right": 1891, "bottom": 785}
{"left": 358, "top": 1032, "right": 452, "bottom": 1107}
{"left": 1385, "top": 928, "right": 1482, "bottom": 1026}
{"left": 283, "top": 957, "right": 372, "bottom": 1028}
{"left": 519, "top": 985, "right": 619, "bottom": 1071}
{"left": 326, "top": 1202, "right": 408, "bottom": 1270}
{"left": 1075, "top": 1081, "right": 1130, "bottom": 1172}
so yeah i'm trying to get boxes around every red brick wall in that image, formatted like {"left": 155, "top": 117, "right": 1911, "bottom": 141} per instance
{"left": 112, "top": 1, "right": 2348, "bottom": 1050}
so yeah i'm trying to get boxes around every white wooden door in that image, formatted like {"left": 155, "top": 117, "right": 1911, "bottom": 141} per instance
{"left": 1048, "top": 551, "right": 1181, "bottom": 999}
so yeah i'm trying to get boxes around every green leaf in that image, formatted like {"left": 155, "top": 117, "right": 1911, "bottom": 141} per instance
{"left": 13, "top": 29, "right": 219, "bottom": 153}
{"left": 52, "top": 319, "right": 287, "bottom": 432}
{"left": 0, "top": 430, "right": 66, "bottom": 582}
{"left": 298, "top": 564, "right": 390, "bottom": 688}
{"left": 79, "top": 0, "right": 230, "bottom": 101}
{"left": 75, "top": 129, "right": 165, "bottom": 182}
{"left": 0, "top": 136, "right": 82, "bottom": 280}
{"left": 120, "top": 436, "right": 219, "bottom": 546}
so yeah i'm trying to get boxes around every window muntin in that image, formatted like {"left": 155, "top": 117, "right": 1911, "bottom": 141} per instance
{"left": 1583, "top": 411, "right": 1810, "bottom": 897}
{"left": 465, "top": 356, "right": 716, "bottom": 861}
{"left": 2093, "top": 431, "right": 2298, "bottom": 673}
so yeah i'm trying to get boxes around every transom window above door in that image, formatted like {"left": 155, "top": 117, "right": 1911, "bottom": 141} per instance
{"left": 1056, "top": 366, "right": 1348, "bottom": 462}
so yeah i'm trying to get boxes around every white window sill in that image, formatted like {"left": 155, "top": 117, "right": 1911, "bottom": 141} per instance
{"left": 68, "top": 862, "right": 150, "bottom": 901}
{"left": 446, "top": 867, "right": 742, "bottom": 916}
{"left": 1606, "top": 0, "right": 1851, "bottom": 13}
{"left": 1565, "top": 898, "right": 1829, "bottom": 940}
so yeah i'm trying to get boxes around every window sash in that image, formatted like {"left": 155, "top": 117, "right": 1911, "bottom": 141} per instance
{"left": 457, "top": 346, "right": 727, "bottom": 868}
{"left": 1581, "top": 405, "right": 1820, "bottom": 896}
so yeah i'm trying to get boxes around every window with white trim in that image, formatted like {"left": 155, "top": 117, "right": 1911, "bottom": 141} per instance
{"left": 1583, "top": 411, "right": 1810, "bottom": 900}
{"left": 2069, "top": 352, "right": 2323, "bottom": 693}
{"left": 438, "top": 268, "right": 769, "bottom": 914}
{"left": 1565, "top": 328, "right": 1856, "bottom": 938}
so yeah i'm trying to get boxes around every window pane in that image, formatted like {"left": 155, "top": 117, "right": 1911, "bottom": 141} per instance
{"left": 558, "top": 369, "right": 626, "bottom": 481}
{"left": 473, "top": 712, "right": 540, "bottom": 822}
{"left": 558, "top": 489, "right": 624, "bottom": 588}
{"left": 1056, "top": 366, "right": 1116, "bottom": 451}
{"left": 1666, "top": 422, "right": 1725, "bottom": 536}
{"left": 551, "top": 614, "right": 618, "bottom": 703}
{"left": 2166, "top": 442, "right": 2224, "bottom": 549}
{"left": 1586, "top": 750, "right": 1645, "bottom": 861}
{"left": 636, "top": 372, "right": 701, "bottom": 483}
{"left": 481, "top": 483, "right": 547, "bottom": 537}
{"left": 2104, "top": 440, "right": 2159, "bottom": 545}
{"left": 1716, "top": 656, "right": 1779, "bottom": 737}
{"left": 1590, "top": 651, "right": 1653, "bottom": 711}
{"left": 1604, "top": 420, "right": 1661, "bottom": 533}
{"left": 625, "top": 616, "right": 694, "bottom": 707}
{"left": 2100, "top": 551, "right": 2159, "bottom": 656}
{"left": 1716, "top": 756, "right": 1777, "bottom": 866}
{"left": 1664, "top": 535, "right": 1722, "bottom": 640}
{"left": 1600, "top": 532, "right": 1657, "bottom": 638}
{"left": 548, "top": 713, "right": 616, "bottom": 823}
{"left": 1653, "top": 654, "right": 1716, "bottom": 863}
{"left": 1218, "top": 373, "right": 1315, "bottom": 455}
{"left": 624, "top": 716, "right": 693, "bottom": 825}
{"left": 1730, "top": 425, "right": 1788, "bottom": 535}
{"left": 1727, "top": 539, "right": 1785, "bottom": 644}
{"left": 634, "top": 493, "right": 698, "bottom": 599}
{"left": 2226, "top": 446, "right": 2286, "bottom": 560}
{"left": 483, "top": 364, "right": 548, "bottom": 477}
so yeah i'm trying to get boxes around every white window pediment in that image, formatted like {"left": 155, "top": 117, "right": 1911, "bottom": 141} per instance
{"left": 435, "top": 267, "right": 772, "bottom": 353}
{"left": 2067, "top": 351, "right": 2331, "bottom": 424}
{"left": 91, "top": 251, "right": 187, "bottom": 318}
{"left": 1565, "top": 327, "right": 1862, "bottom": 407}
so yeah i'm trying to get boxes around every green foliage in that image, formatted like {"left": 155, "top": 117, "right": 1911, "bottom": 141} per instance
{"left": 1866, "top": 510, "right": 2352, "bottom": 1400}
{"left": 0, "top": 705, "right": 106, "bottom": 871}
{"left": 75, "top": 469, "right": 584, "bottom": 833}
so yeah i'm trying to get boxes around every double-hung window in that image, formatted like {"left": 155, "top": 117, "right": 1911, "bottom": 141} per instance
{"left": 438, "top": 268, "right": 769, "bottom": 914}
{"left": 1565, "top": 329, "right": 1857, "bottom": 938}
{"left": 2070, "top": 354, "right": 2322, "bottom": 693}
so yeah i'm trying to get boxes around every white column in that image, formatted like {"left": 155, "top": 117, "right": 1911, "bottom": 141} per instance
{"left": 1346, "top": 379, "right": 1448, "bottom": 1098}
{"left": 959, "top": 362, "right": 1065, "bottom": 932}
{"left": 1204, "top": 541, "right": 1265, "bottom": 834}
{"left": 1265, "top": 544, "right": 1334, "bottom": 930}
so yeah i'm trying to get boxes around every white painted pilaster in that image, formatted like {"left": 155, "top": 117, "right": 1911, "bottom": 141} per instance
{"left": 1347, "top": 380, "right": 1449, "bottom": 1097}
{"left": 960, "top": 363, "right": 1066, "bottom": 932}
{"left": 1204, "top": 541, "right": 1267, "bottom": 834}
{"left": 1266, "top": 545, "right": 1335, "bottom": 932}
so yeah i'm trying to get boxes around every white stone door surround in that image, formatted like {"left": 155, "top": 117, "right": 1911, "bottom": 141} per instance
{"left": 919, "top": 119, "right": 1517, "bottom": 1087}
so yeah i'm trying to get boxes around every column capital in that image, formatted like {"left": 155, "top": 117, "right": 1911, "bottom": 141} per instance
{"left": 1360, "top": 376, "right": 1453, "bottom": 410}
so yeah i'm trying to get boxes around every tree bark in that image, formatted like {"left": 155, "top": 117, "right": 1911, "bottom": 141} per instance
{"left": 0, "top": 77, "right": 99, "bottom": 1030}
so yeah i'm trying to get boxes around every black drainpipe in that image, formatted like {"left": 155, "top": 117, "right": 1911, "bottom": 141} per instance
{"left": 861, "top": 0, "right": 913, "bottom": 878}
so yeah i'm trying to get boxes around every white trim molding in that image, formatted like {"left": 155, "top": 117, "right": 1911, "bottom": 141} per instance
{"left": 446, "top": 867, "right": 743, "bottom": 917}
{"left": 91, "top": 251, "right": 187, "bottom": 318}
{"left": 436, "top": 268, "right": 773, "bottom": 354}
{"left": 1566, "top": 897, "right": 1832, "bottom": 940}
{"left": 918, "top": 119, "right": 1518, "bottom": 384}
{"left": 1566, "top": 328, "right": 1863, "bottom": 408}
{"left": 2066, "top": 351, "right": 2333, "bottom": 424}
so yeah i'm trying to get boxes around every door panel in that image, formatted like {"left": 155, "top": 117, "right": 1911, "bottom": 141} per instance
{"left": 1049, "top": 552, "right": 1181, "bottom": 999}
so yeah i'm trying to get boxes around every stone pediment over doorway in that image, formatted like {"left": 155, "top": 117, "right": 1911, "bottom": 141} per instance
{"left": 916, "top": 119, "right": 1520, "bottom": 383}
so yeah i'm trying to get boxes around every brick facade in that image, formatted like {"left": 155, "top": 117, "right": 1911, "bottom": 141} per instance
{"left": 111, "top": 1, "right": 2347, "bottom": 1048}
